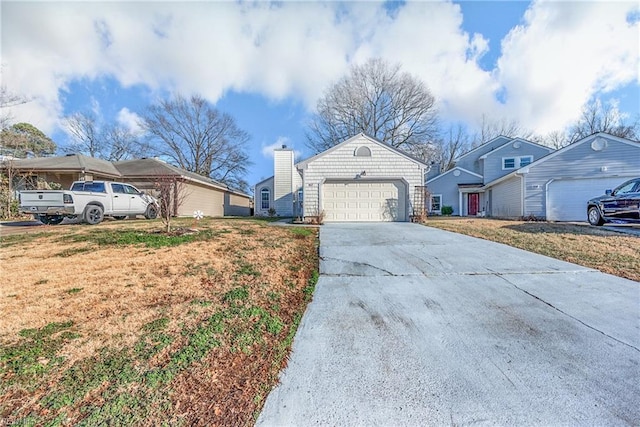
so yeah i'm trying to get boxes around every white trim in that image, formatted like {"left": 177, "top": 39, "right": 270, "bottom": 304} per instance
{"left": 478, "top": 138, "right": 553, "bottom": 160}
{"left": 297, "top": 133, "right": 429, "bottom": 169}
{"left": 453, "top": 135, "right": 512, "bottom": 163}
{"left": 521, "top": 133, "right": 639, "bottom": 171}
{"left": 502, "top": 155, "right": 533, "bottom": 170}
{"left": 430, "top": 193, "right": 442, "bottom": 213}
{"left": 426, "top": 166, "right": 483, "bottom": 184}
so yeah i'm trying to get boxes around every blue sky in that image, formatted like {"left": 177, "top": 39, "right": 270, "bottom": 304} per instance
{"left": 2, "top": 1, "right": 639, "bottom": 190}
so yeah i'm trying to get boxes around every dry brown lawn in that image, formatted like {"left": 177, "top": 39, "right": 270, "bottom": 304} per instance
{"left": 424, "top": 217, "right": 640, "bottom": 282}
{"left": 0, "top": 217, "right": 318, "bottom": 426}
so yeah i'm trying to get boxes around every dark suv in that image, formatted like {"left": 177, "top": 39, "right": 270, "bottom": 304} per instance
{"left": 587, "top": 178, "right": 640, "bottom": 226}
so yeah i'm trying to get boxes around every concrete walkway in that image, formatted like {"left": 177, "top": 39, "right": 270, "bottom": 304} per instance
{"left": 257, "top": 223, "right": 640, "bottom": 426}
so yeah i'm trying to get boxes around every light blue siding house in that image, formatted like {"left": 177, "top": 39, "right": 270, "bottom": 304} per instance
{"left": 484, "top": 133, "right": 640, "bottom": 221}
{"left": 427, "top": 136, "right": 553, "bottom": 216}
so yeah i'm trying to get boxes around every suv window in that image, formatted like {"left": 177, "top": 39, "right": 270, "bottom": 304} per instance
{"left": 614, "top": 181, "right": 637, "bottom": 196}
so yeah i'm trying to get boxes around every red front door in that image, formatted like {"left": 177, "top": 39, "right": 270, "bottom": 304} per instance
{"left": 468, "top": 193, "right": 479, "bottom": 216}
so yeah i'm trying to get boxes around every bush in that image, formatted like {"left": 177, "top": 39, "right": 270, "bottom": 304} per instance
{"left": 267, "top": 207, "right": 276, "bottom": 217}
{"left": 441, "top": 206, "right": 453, "bottom": 215}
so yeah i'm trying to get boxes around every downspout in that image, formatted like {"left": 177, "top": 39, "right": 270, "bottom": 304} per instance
{"left": 458, "top": 190, "right": 463, "bottom": 216}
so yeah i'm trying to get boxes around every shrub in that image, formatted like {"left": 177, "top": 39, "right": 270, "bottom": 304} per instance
{"left": 267, "top": 207, "right": 276, "bottom": 217}
{"left": 441, "top": 206, "right": 453, "bottom": 215}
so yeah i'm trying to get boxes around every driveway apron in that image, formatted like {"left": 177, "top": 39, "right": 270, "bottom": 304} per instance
{"left": 257, "top": 223, "right": 640, "bottom": 426}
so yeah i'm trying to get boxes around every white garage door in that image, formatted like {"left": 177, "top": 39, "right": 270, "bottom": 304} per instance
{"left": 547, "top": 177, "right": 631, "bottom": 221}
{"left": 323, "top": 181, "right": 406, "bottom": 222}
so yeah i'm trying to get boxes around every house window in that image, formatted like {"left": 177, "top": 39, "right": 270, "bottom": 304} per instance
{"left": 503, "top": 156, "right": 533, "bottom": 170}
{"left": 519, "top": 156, "right": 532, "bottom": 167}
{"left": 431, "top": 194, "right": 442, "bottom": 212}
{"left": 260, "top": 188, "right": 270, "bottom": 210}
{"left": 503, "top": 158, "right": 516, "bottom": 169}
{"left": 355, "top": 146, "right": 372, "bottom": 157}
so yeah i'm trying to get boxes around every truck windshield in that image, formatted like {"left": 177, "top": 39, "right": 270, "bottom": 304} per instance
{"left": 71, "top": 182, "right": 106, "bottom": 193}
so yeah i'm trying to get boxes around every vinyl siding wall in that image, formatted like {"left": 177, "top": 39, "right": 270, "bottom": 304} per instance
{"left": 274, "top": 149, "right": 295, "bottom": 216}
{"left": 454, "top": 136, "right": 512, "bottom": 174}
{"left": 489, "top": 175, "right": 523, "bottom": 218}
{"left": 302, "top": 136, "right": 424, "bottom": 220}
{"left": 178, "top": 182, "right": 225, "bottom": 217}
{"left": 482, "top": 144, "right": 552, "bottom": 184}
{"left": 224, "top": 192, "right": 251, "bottom": 216}
{"left": 426, "top": 169, "right": 482, "bottom": 215}
{"left": 254, "top": 177, "right": 274, "bottom": 216}
{"left": 522, "top": 137, "right": 640, "bottom": 218}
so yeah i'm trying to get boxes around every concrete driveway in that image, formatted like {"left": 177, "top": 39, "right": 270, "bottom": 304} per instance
{"left": 257, "top": 223, "right": 639, "bottom": 426}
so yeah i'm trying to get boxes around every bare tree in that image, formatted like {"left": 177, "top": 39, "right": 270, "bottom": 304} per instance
{"left": 64, "top": 112, "right": 148, "bottom": 161}
{"left": 433, "top": 123, "right": 470, "bottom": 172}
{"left": 568, "top": 99, "right": 639, "bottom": 143}
{"left": 471, "top": 114, "right": 535, "bottom": 147}
{"left": 153, "top": 174, "right": 189, "bottom": 233}
{"left": 64, "top": 112, "right": 103, "bottom": 157}
{"left": 141, "top": 94, "right": 251, "bottom": 191}
{"left": 307, "top": 58, "right": 439, "bottom": 156}
{"left": 0, "top": 81, "right": 29, "bottom": 129}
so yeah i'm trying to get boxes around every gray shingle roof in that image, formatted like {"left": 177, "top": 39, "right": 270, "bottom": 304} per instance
{"left": 9, "top": 154, "right": 121, "bottom": 177}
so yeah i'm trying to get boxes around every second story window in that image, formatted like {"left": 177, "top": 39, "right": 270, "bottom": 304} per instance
{"left": 503, "top": 156, "right": 533, "bottom": 170}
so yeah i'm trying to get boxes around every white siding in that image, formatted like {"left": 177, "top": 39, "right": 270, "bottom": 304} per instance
{"left": 301, "top": 135, "right": 423, "bottom": 221}
{"left": 490, "top": 175, "right": 522, "bottom": 218}
{"left": 274, "top": 149, "right": 295, "bottom": 216}
{"left": 522, "top": 135, "right": 640, "bottom": 218}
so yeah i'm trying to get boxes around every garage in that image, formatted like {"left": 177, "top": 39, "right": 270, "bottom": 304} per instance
{"left": 323, "top": 180, "right": 406, "bottom": 222}
{"left": 547, "top": 177, "right": 630, "bottom": 221}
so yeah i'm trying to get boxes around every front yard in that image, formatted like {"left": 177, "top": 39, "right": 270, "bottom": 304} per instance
{"left": 424, "top": 217, "right": 640, "bottom": 282}
{"left": 0, "top": 218, "right": 318, "bottom": 426}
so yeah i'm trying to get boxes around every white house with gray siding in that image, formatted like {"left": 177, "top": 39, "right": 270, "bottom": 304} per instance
{"left": 427, "top": 136, "right": 553, "bottom": 216}
{"left": 484, "top": 133, "right": 640, "bottom": 221}
{"left": 254, "top": 133, "right": 428, "bottom": 222}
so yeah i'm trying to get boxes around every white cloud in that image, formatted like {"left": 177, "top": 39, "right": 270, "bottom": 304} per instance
{"left": 496, "top": 0, "right": 639, "bottom": 133}
{"left": 1, "top": 0, "right": 638, "bottom": 139}
{"left": 116, "top": 108, "right": 144, "bottom": 135}
{"left": 261, "top": 137, "right": 301, "bottom": 159}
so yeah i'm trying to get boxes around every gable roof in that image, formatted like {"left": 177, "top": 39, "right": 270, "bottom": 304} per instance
{"left": 296, "top": 133, "right": 429, "bottom": 169}
{"left": 114, "top": 158, "right": 246, "bottom": 194}
{"left": 9, "top": 154, "right": 122, "bottom": 177}
{"left": 426, "top": 166, "right": 483, "bottom": 184}
{"left": 478, "top": 137, "right": 554, "bottom": 160}
{"left": 453, "top": 135, "right": 513, "bottom": 163}
{"left": 482, "top": 132, "right": 640, "bottom": 189}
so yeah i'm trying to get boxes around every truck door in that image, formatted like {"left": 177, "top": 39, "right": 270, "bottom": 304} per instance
{"left": 111, "top": 183, "right": 129, "bottom": 212}
{"left": 124, "top": 184, "right": 148, "bottom": 213}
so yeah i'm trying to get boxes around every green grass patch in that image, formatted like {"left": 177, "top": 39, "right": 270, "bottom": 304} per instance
{"left": 289, "top": 227, "right": 314, "bottom": 238}
{"left": 0, "top": 321, "right": 80, "bottom": 391}
{"left": 66, "top": 287, "right": 83, "bottom": 295}
{"left": 65, "top": 228, "right": 222, "bottom": 248}
{"left": 55, "top": 246, "right": 92, "bottom": 257}
{"left": 0, "top": 231, "right": 54, "bottom": 248}
{"left": 234, "top": 260, "right": 261, "bottom": 278}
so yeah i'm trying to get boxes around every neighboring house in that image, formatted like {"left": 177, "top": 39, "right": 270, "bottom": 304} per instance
{"left": 114, "top": 158, "right": 251, "bottom": 217}
{"left": 483, "top": 133, "right": 640, "bottom": 221}
{"left": 254, "top": 133, "right": 428, "bottom": 222}
{"left": 4, "top": 154, "right": 251, "bottom": 217}
{"left": 427, "top": 136, "right": 554, "bottom": 216}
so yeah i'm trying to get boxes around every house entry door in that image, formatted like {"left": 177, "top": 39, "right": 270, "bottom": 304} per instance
{"left": 468, "top": 193, "right": 479, "bottom": 216}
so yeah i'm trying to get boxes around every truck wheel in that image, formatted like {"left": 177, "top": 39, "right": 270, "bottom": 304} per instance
{"left": 145, "top": 204, "right": 158, "bottom": 220}
{"left": 84, "top": 205, "right": 104, "bottom": 225}
{"left": 587, "top": 206, "right": 604, "bottom": 226}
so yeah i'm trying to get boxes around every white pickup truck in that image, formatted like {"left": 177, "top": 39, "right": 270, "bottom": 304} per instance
{"left": 19, "top": 181, "right": 159, "bottom": 225}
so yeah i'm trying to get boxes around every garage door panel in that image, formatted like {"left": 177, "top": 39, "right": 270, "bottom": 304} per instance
{"left": 548, "top": 177, "right": 630, "bottom": 221}
{"left": 323, "top": 180, "right": 406, "bottom": 222}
